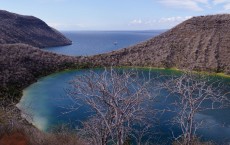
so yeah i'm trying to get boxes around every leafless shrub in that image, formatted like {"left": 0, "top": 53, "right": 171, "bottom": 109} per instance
{"left": 68, "top": 68, "right": 154, "bottom": 145}
{"left": 172, "top": 137, "right": 215, "bottom": 145}
{"left": 160, "top": 72, "right": 230, "bottom": 145}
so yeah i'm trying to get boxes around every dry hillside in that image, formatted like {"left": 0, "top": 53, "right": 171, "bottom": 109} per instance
{"left": 88, "top": 14, "right": 230, "bottom": 74}
{"left": 0, "top": 10, "right": 71, "bottom": 48}
{"left": 0, "top": 44, "right": 89, "bottom": 104}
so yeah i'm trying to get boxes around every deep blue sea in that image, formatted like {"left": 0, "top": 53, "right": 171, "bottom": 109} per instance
{"left": 44, "top": 30, "right": 165, "bottom": 56}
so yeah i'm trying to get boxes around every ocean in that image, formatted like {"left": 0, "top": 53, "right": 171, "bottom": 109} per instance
{"left": 43, "top": 30, "right": 165, "bottom": 56}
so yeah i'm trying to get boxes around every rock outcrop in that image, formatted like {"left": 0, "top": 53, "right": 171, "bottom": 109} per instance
{"left": 0, "top": 10, "right": 71, "bottom": 48}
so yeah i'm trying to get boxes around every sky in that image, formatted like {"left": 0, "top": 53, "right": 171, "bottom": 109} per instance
{"left": 1, "top": 0, "right": 230, "bottom": 30}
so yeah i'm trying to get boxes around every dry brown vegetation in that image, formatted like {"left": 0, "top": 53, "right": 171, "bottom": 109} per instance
{"left": 0, "top": 106, "right": 86, "bottom": 145}
{"left": 0, "top": 44, "right": 90, "bottom": 105}
{"left": 68, "top": 68, "right": 153, "bottom": 145}
{"left": 0, "top": 97, "right": 86, "bottom": 145}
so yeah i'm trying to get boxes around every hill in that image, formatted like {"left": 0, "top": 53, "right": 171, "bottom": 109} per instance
{"left": 88, "top": 14, "right": 230, "bottom": 74}
{"left": 0, "top": 10, "right": 71, "bottom": 48}
{"left": 0, "top": 44, "right": 89, "bottom": 104}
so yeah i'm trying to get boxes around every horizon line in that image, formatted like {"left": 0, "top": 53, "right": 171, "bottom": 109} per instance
{"left": 58, "top": 29, "right": 169, "bottom": 32}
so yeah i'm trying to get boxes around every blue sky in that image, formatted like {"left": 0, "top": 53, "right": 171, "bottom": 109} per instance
{"left": 1, "top": 0, "right": 230, "bottom": 30}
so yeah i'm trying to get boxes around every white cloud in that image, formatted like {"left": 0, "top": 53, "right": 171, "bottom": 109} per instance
{"left": 212, "top": 0, "right": 230, "bottom": 11}
{"left": 159, "top": 0, "right": 209, "bottom": 11}
{"left": 158, "top": 16, "right": 192, "bottom": 23}
{"left": 129, "top": 16, "right": 192, "bottom": 29}
{"left": 47, "top": 22, "right": 88, "bottom": 30}
{"left": 213, "top": 0, "right": 229, "bottom": 5}
{"left": 159, "top": 0, "right": 230, "bottom": 12}
{"left": 224, "top": 3, "right": 230, "bottom": 10}
{"left": 130, "top": 19, "right": 143, "bottom": 25}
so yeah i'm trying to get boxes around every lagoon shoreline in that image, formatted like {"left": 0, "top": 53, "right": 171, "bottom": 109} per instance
{"left": 1, "top": 43, "right": 230, "bottom": 106}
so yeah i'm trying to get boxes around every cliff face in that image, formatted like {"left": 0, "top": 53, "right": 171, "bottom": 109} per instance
{"left": 88, "top": 14, "right": 230, "bottom": 74}
{"left": 0, "top": 10, "right": 72, "bottom": 48}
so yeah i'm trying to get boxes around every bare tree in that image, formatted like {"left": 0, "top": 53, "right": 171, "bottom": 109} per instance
{"left": 68, "top": 68, "right": 153, "bottom": 145}
{"left": 161, "top": 72, "right": 230, "bottom": 145}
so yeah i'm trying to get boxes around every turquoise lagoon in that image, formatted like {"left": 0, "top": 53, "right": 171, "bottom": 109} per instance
{"left": 18, "top": 68, "right": 230, "bottom": 144}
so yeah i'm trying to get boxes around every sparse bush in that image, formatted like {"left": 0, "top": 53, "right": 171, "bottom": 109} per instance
{"left": 161, "top": 72, "right": 230, "bottom": 145}
{"left": 68, "top": 68, "right": 154, "bottom": 145}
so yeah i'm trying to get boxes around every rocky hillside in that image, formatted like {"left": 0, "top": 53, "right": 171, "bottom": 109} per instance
{"left": 0, "top": 44, "right": 89, "bottom": 104}
{"left": 88, "top": 14, "right": 230, "bottom": 74}
{"left": 0, "top": 10, "right": 71, "bottom": 48}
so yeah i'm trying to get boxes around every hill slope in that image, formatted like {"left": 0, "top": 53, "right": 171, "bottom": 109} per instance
{"left": 0, "top": 10, "right": 71, "bottom": 48}
{"left": 0, "top": 44, "right": 88, "bottom": 104}
{"left": 88, "top": 14, "right": 230, "bottom": 74}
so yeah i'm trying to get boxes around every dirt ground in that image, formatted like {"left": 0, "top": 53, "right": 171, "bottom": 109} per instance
{"left": 0, "top": 132, "right": 28, "bottom": 145}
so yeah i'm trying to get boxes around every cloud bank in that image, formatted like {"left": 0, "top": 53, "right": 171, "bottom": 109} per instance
{"left": 129, "top": 16, "right": 192, "bottom": 29}
{"left": 159, "top": 0, "right": 230, "bottom": 11}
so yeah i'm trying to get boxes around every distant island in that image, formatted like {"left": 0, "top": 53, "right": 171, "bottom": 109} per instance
{"left": 0, "top": 10, "right": 71, "bottom": 48}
